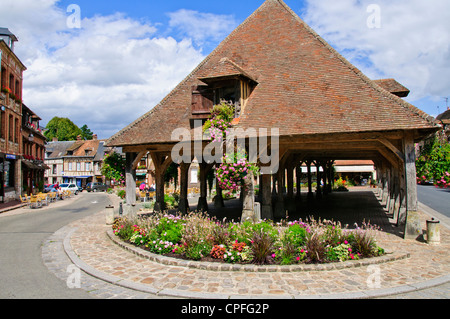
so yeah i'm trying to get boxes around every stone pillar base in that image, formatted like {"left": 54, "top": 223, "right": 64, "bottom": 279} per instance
{"left": 405, "top": 211, "right": 422, "bottom": 240}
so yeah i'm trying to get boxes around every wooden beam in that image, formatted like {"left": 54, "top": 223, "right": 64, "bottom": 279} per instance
{"left": 377, "top": 138, "right": 404, "bottom": 162}
{"left": 131, "top": 151, "right": 148, "bottom": 170}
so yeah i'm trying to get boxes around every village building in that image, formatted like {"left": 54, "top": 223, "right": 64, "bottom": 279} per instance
{"left": 44, "top": 140, "right": 75, "bottom": 185}
{"left": 436, "top": 109, "right": 450, "bottom": 143}
{"left": 106, "top": 0, "right": 440, "bottom": 239}
{"left": 44, "top": 135, "right": 109, "bottom": 188}
{"left": 21, "top": 103, "right": 48, "bottom": 194}
{"left": 1, "top": 28, "right": 27, "bottom": 201}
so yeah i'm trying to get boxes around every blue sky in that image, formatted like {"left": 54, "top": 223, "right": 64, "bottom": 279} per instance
{"left": 1, "top": 0, "right": 449, "bottom": 139}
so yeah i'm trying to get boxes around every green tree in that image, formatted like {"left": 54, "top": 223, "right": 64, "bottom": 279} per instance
{"left": 44, "top": 117, "right": 82, "bottom": 141}
{"left": 80, "top": 124, "right": 94, "bottom": 140}
{"left": 101, "top": 152, "right": 126, "bottom": 185}
{"left": 416, "top": 137, "right": 450, "bottom": 184}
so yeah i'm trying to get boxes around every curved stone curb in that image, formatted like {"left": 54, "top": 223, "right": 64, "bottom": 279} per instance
{"left": 106, "top": 229, "right": 410, "bottom": 273}
{"left": 61, "top": 225, "right": 450, "bottom": 299}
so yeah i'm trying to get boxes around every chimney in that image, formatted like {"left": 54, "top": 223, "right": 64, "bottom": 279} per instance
{"left": 52, "top": 137, "right": 58, "bottom": 142}
{"left": 92, "top": 134, "right": 97, "bottom": 140}
{"left": 77, "top": 135, "right": 82, "bottom": 141}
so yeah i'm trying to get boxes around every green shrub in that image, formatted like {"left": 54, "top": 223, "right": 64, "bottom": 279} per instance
{"left": 117, "top": 189, "right": 126, "bottom": 199}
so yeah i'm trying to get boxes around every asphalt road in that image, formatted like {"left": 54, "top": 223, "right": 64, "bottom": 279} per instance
{"left": 417, "top": 184, "right": 450, "bottom": 217}
{"left": 0, "top": 192, "right": 110, "bottom": 299}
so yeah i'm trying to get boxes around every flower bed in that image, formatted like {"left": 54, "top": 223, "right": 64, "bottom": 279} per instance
{"left": 112, "top": 213, "right": 385, "bottom": 266}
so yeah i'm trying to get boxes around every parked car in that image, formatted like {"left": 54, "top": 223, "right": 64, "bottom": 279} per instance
{"left": 59, "top": 183, "right": 79, "bottom": 195}
{"left": 44, "top": 184, "right": 56, "bottom": 193}
{"left": 86, "top": 182, "right": 108, "bottom": 192}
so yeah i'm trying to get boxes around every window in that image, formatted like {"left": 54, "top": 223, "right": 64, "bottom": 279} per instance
{"left": 8, "top": 114, "right": 13, "bottom": 142}
{"left": 0, "top": 110, "right": 3, "bottom": 139}
{"left": 15, "top": 80, "right": 20, "bottom": 99}
{"left": 1, "top": 67, "right": 6, "bottom": 90}
{"left": 14, "top": 117, "right": 18, "bottom": 143}
{"left": 86, "top": 162, "right": 91, "bottom": 171}
{"left": 9, "top": 74, "right": 14, "bottom": 94}
{"left": 52, "top": 165, "right": 57, "bottom": 174}
{"left": 68, "top": 162, "right": 73, "bottom": 171}
{"left": 192, "top": 77, "right": 256, "bottom": 121}
{"left": 76, "top": 162, "right": 81, "bottom": 171}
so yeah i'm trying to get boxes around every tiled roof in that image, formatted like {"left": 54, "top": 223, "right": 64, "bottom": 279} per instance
{"left": 199, "top": 58, "right": 257, "bottom": 84}
{"left": 106, "top": 0, "right": 438, "bottom": 147}
{"left": 436, "top": 110, "right": 450, "bottom": 121}
{"left": 373, "top": 79, "right": 410, "bottom": 97}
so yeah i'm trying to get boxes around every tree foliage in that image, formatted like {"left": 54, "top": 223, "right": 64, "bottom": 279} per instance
{"left": 80, "top": 124, "right": 94, "bottom": 140}
{"left": 44, "top": 117, "right": 83, "bottom": 141}
{"left": 416, "top": 137, "right": 450, "bottom": 184}
{"left": 101, "top": 152, "right": 126, "bottom": 185}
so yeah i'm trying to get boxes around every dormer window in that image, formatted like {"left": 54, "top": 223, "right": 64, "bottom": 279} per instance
{"left": 191, "top": 58, "right": 257, "bottom": 123}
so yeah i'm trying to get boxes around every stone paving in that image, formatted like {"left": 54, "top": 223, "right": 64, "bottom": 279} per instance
{"left": 55, "top": 190, "right": 450, "bottom": 299}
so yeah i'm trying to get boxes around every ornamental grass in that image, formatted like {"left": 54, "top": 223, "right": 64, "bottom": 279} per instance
{"left": 112, "top": 213, "right": 385, "bottom": 265}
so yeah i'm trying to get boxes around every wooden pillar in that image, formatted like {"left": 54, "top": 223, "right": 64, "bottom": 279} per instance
{"left": 241, "top": 172, "right": 257, "bottom": 222}
{"left": 295, "top": 164, "right": 302, "bottom": 201}
{"left": 322, "top": 161, "right": 328, "bottom": 195}
{"left": 286, "top": 163, "right": 296, "bottom": 215}
{"left": 274, "top": 164, "right": 286, "bottom": 219}
{"left": 327, "top": 160, "right": 334, "bottom": 193}
{"left": 151, "top": 152, "right": 172, "bottom": 212}
{"left": 178, "top": 162, "right": 191, "bottom": 214}
{"left": 286, "top": 164, "right": 294, "bottom": 199}
{"left": 197, "top": 162, "right": 212, "bottom": 212}
{"left": 315, "top": 161, "right": 322, "bottom": 200}
{"left": 306, "top": 161, "right": 313, "bottom": 201}
{"left": 260, "top": 173, "right": 273, "bottom": 220}
{"left": 403, "top": 132, "right": 421, "bottom": 239}
{"left": 125, "top": 152, "right": 138, "bottom": 208}
{"left": 214, "top": 175, "right": 224, "bottom": 208}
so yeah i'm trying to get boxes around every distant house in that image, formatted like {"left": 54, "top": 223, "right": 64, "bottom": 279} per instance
{"left": 21, "top": 103, "right": 48, "bottom": 194}
{"left": 44, "top": 140, "right": 74, "bottom": 185}
{"left": 44, "top": 135, "right": 110, "bottom": 188}
{"left": 436, "top": 109, "right": 450, "bottom": 142}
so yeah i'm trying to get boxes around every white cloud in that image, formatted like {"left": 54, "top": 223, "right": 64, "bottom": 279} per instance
{"left": 0, "top": 0, "right": 206, "bottom": 139}
{"left": 302, "top": 0, "right": 450, "bottom": 103}
{"left": 167, "top": 9, "right": 238, "bottom": 48}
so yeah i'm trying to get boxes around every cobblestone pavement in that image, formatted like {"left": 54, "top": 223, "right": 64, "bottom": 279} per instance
{"left": 41, "top": 193, "right": 450, "bottom": 299}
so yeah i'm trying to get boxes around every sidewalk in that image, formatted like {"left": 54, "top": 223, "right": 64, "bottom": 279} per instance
{"left": 59, "top": 192, "right": 450, "bottom": 299}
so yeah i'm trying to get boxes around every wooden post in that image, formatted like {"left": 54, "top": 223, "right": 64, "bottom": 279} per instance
{"left": 295, "top": 164, "right": 302, "bottom": 201}
{"left": 179, "top": 162, "right": 191, "bottom": 214}
{"left": 306, "top": 161, "right": 313, "bottom": 201}
{"left": 151, "top": 152, "right": 172, "bottom": 212}
{"left": 403, "top": 132, "right": 421, "bottom": 239}
{"left": 125, "top": 152, "right": 138, "bottom": 210}
{"left": 214, "top": 175, "right": 224, "bottom": 208}
{"left": 241, "top": 173, "right": 257, "bottom": 222}
{"left": 286, "top": 163, "right": 296, "bottom": 215}
{"left": 322, "top": 161, "right": 328, "bottom": 195}
{"left": 260, "top": 173, "right": 273, "bottom": 220}
{"left": 197, "top": 162, "right": 213, "bottom": 212}
{"left": 274, "top": 163, "right": 286, "bottom": 219}
{"left": 315, "top": 161, "right": 322, "bottom": 200}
